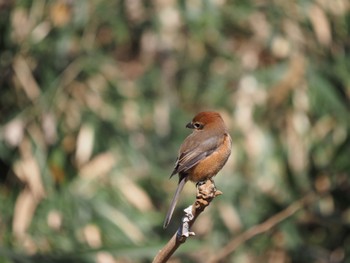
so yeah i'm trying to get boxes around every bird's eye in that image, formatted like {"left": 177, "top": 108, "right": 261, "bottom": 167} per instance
{"left": 193, "top": 122, "right": 202, "bottom": 129}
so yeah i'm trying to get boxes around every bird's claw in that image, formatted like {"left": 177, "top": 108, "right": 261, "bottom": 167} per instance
{"left": 196, "top": 180, "right": 207, "bottom": 187}
{"left": 196, "top": 179, "right": 216, "bottom": 192}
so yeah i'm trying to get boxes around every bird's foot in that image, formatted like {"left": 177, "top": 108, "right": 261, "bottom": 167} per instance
{"left": 196, "top": 178, "right": 216, "bottom": 192}
{"left": 196, "top": 180, "right": 205, "bottom": 187}
{"left": 195, "top": 179, "right": 222, "bottom": 213}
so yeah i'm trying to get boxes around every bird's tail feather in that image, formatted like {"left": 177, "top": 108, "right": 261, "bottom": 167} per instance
{"left": 163, "top": 177, "right": 186, "bottom": 228}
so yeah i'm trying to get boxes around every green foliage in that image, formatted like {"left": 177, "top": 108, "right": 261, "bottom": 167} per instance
{"left": 0, "top": 0, "right": 349, "bottom": 262}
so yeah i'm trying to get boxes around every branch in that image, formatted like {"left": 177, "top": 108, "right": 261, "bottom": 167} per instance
{"left": 209, "top": 193, "right": 317, "bottom": 263}
{"left": 153, "top": 179, "right": 222, "bottom": 263}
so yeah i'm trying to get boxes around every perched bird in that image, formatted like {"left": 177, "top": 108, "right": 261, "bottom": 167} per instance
{"left": 163, "top": 111, "right": 232, "bottom": 228}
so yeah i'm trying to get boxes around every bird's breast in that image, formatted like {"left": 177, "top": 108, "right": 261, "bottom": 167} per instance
{"left": 186, "top": 133, "right": 231, "bottom": 182}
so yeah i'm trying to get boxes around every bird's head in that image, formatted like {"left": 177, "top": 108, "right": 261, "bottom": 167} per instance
{"left": 186, "top": 111, "right": 225, "bottom": 131}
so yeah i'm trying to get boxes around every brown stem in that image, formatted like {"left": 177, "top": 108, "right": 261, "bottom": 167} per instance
{"left": 209, "top": 193, "right": 317, "bottom": 263}
{"left": 153, "top": 179, "right": 221, "bottom": 263}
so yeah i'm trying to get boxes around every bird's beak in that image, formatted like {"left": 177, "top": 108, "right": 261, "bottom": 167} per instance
{"left": 186, "top": 122, "right": 194, "bottom": 129}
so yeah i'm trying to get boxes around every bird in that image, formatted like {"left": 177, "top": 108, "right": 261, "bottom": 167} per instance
{"left": 163, "top": 111, "right": 232, "bottom": 228}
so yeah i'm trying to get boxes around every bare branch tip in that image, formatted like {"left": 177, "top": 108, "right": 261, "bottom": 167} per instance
{"left": 215, "top": 190, "right": 223, "bottom": 196}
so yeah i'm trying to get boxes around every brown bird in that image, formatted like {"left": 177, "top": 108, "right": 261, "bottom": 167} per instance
{"left": 163, "top": 111, "right": 232, "bottom": 228}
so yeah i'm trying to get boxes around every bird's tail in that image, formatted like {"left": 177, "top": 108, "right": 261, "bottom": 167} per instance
{"left": 163, "top": 177, "right": 186, "bottom": 228}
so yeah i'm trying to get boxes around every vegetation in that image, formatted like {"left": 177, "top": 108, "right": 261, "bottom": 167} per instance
{"left": 0, "top": 1, "right": 349, "bottom": 262}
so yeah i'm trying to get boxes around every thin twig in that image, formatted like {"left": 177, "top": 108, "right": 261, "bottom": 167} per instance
{"left": 209, "top": 193, "right": 317, "bottom": 263}
{"left": 153, "top": 179, "right": 222, "bottom": 263}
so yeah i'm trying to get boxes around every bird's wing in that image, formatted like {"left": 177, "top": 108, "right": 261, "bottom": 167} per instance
{"left": 170, "top": 134, "right": 220, "bottom": 176}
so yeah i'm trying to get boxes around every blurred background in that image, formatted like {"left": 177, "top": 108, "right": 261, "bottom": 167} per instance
{"left": 0, "top": 0, "right": 349, "bottom": 262}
